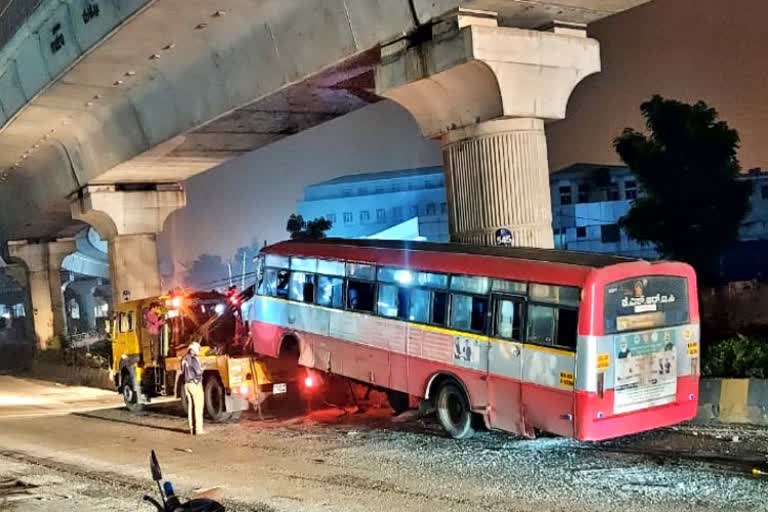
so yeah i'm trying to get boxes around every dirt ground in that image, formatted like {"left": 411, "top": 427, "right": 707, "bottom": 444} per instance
{"left": 0, "top": 376, "right": 767, "bottom": 512}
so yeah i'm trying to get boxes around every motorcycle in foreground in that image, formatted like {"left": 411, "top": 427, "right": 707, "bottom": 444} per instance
{"left": 143, "top": 450, "right": 225, "bottom": 512}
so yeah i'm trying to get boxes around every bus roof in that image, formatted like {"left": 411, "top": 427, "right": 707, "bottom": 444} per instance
{"left": 267, "top": 238, "right": 638, "bottom": 268}
{"left": 262, "top": 239, "right": 648, "bottom": 288}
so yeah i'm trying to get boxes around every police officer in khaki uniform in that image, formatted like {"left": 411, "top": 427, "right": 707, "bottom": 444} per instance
{"left": 182, "top": 342, "right": 205, "bottom": 435}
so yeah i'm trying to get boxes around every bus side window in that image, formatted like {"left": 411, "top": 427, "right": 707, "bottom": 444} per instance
{"left": 378, "top": 284, "right": 411, "bottom": 320}
{"left": 289, "top": 271, "right": 315, "bottom": 303}
{"left": 495, "top": 298, "right": 523, "bottom": 341}
{"left": 347, "top": 280, "right": 375, "bottom": 313}
{"left": 260, "top": 268, "right": 290, "bottom": 298}
{"left": 527, "top": 304, "right": 555, "bottom": 345}
{"left": 317, "top": 275, "right": 344, "bottom": 308}
{"left": 556, "top": 308, "right": 578, "bottom": 350}
{"left": 450, "top": 293, "right": 488, "bottom": 333}
{"left": 432, "top": 291, "right": 448, "bottom": 326}
{"left": 409, "top": 288, "right": 430, "bottom": 323}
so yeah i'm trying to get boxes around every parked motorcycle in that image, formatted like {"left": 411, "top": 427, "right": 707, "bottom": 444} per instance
{"left": 143, "top": 450, "right": 225, "bottom": 512}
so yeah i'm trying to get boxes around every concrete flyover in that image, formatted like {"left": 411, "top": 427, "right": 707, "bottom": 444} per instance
{"left": 0, "top": 0, "right": 652, "bottom": 345}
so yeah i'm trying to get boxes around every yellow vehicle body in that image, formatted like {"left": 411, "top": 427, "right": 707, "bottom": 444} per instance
{"left": 111, "top": 292, "right": 286, "bottom": 421}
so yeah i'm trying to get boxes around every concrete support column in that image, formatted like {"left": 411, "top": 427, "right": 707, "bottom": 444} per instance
{"left": 8, "top": 239, "right": 75, "bottom": 348}
{"left": 65, "top": 278, "right": 101, "bottom": 331}
{"left": 376, "top": 9, "right": 600, "bottom": 247}
{"left": 442, "top": 118, "right": 553, "bottom": 247}
{"left": 71, "top": 184, "right": 186, "bottom": 305}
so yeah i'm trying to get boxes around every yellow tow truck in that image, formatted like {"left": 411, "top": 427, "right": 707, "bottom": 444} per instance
{"left": 110, "top": 287, "right": 294, "bottom": 421}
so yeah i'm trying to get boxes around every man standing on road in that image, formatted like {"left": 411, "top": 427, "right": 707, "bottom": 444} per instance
{"left": 182, "top": 342, "right": 205, "bottom": 435}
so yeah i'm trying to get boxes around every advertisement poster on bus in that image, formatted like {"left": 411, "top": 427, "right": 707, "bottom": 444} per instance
{"left": 613, "top": 329, "right": 677, "bottom": 414}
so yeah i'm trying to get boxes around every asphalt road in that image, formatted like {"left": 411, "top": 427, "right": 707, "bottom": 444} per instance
{"left": 0, "top": 375, "right": 767, "bottom": 512}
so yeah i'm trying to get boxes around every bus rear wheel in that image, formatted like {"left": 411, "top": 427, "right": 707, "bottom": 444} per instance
{"left": 204, "top": 375, "right": 234, "bottom": 423}
{"left": 436, "top": 382, "right": 475, "bottom": 440}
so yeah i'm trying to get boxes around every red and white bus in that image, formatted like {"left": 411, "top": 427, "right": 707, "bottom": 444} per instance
{"left": 247, "top": 239, "right": 699, "bottom": 441}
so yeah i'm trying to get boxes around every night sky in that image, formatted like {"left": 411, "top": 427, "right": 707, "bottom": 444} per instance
{"left": 159, "top": 0, "right": 768, "bottom": 288}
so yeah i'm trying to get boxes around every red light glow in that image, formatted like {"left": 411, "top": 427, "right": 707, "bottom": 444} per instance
{"left": 304, "top": 376, "right": 315, "bottom": 388}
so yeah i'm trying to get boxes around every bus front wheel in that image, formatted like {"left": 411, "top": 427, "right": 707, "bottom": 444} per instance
{"left": 436, "top": 382, "right": 475, "bottom": 440}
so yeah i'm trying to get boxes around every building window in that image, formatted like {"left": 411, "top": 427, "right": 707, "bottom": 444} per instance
{"left": 391, "top": 184, "right": 400, "bottom": 192}
{"left": 601, "top": 224, "right": 621, "bottom": 243}
{"left": 426, "top": 203, "right": 437, "bottom": 215}
{"left": 357, "top": 187, "right": 367, "bottom": 195}
{"left": 342, "top": 189, "right": 352, "bottom": 197}
{"left": 625, "top": 180, "right": 637, "bottom": 200}
{"left": 343, "top": 212, "right": 353, "bottom": 224}
{"left": 410, "top": 205, "right": 419, "bottom": 217}
{"left": 607, "top": 183, "right": 620, "bottom": 201}
{"left": 576, "top": 226, "right": 587, "bottom": 238}
{"left": 440, "top": 202, "right": 448, "bottom": 215}
{"left": 326, "top": 213, "right": 337, "bottom": 224}
{"left": 577, "top": 184, "right": 589, "bottom": 203}
{"left": 375, "top": 186, "right": 385, "bottom": 194}
{"left": 376, "top": 208, "right": 386, "bottom": 222}
{"left": 360, "top": 210, "right": 370, "bottom": 223}
{"left": 761, "top": 184, "right": 768, "bottom": 200}
{"left": 392, "top": 206, "right": 403, "bottom": 220}
{"left": 559, "top": 185, "right": 572, "bottom": 205}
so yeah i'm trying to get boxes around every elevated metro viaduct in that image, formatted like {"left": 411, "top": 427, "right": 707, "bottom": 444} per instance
{"left": 0, "top": 0, "right": 651, "bottom": 347}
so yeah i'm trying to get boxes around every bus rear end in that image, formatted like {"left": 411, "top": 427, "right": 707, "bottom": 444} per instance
{"left": 574, "top": 262, "right": 699, "bottom": 441}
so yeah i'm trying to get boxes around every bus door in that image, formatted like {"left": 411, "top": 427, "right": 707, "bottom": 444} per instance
{"left": 521, "top": 301, "right": 579, "bottom": 437}
{"left": 487, "top": 294, "right": 526, "bottom": 435}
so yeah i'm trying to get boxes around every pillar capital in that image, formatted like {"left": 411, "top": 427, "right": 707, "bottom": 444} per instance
{"left": 8, "top": 238, "right": 76, "bottom": 273}
{"left": 70, "top": 184, "right": 186, "bottom": 240}
{"left": 376, "top": 15, "right": 600, "bottom": 138}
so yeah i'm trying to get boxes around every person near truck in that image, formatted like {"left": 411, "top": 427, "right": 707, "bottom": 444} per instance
{"left": 182, "top": 342, "right": 205, "bottom": 435}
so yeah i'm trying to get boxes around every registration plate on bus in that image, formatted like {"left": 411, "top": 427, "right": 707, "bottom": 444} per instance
{"left": 273, "top": 383, "right": 287, "bottom": 394}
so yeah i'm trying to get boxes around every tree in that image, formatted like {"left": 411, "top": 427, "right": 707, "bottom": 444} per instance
{"left": 614, "top": 95, "right": 752, "bottom": 284}
{"left": 286, "top": 214, "right": 333, "bottom": 240}
{"left": 182, "top": 254, "right": 228, "bottom": 289}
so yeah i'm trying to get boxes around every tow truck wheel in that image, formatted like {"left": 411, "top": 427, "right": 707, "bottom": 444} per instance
{"left": 436, "top": 381, "right": 475, "bottom": 440}
{"left": 121, "top": 371, "right": 143, "bottom": 413}
{"left": 204, "top": 375, "right": 233, "bottom": 423}
{"left": 180, "top": 382, "right": 189, "bottom": 416}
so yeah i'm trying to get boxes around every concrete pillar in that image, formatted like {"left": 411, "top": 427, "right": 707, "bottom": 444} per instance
{"left": 376, "top": 10, "right": 601, "bottom": 247}
{"left": 71, "top": 184, "right": 186, "bottom": 305}
{"left": 66, "top": 278, "right": 101, "bottom": 331}
{"left": 8, "top": 239, "right": 76, "bottom": 348}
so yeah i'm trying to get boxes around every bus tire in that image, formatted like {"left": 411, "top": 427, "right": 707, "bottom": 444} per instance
{"left": 121, "top": 370, "right": 143, "bottom": 413}
{"left": 204, "top": 375, "right": 233, "bottom": 423}
{"left": 386, "top": 390, "right": 410, "bottom": 416}
{"left": 436, "top": 382, "right": 475, "bottom": 440}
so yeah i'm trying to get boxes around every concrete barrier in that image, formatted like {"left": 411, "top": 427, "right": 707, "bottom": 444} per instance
{"left": 27, "top": 359, "right": 114, "bottom": 391}
{"left": 696, "top": 378, "right": 768, "bottom": 425}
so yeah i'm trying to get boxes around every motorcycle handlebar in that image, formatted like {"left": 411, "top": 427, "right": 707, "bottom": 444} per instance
{"left": 143, "top": 495, "right": 165, "bottom": 512}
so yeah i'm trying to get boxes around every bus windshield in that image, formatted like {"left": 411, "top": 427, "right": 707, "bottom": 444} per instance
{"left": 604, "top": 276, "right": 689, "bottom": 334}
